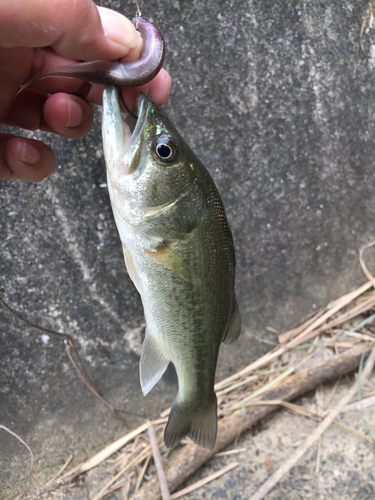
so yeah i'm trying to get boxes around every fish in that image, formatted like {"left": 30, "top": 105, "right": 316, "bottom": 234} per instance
{"left": 16, "top": 13, "right": 164, "bottom": 97}
{"left": 102, "top": 85, "right": 241, "bottom": 450}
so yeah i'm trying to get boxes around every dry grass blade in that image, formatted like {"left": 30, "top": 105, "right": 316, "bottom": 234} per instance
{"left": 92, "top": 444, "right": 151, "bottom": 500}
{"left": 361, "top": 0, "right": 375, "bottom": 49}
{"left": 278, "top": 280, "right": 373, "bottom": 344}
{"left": 134, "top": 455, "right": 151, "bottom": 495}
{"left": 148, "top": 420, "right": 170, "bottom": 500}
{"left": 0, "top": 425, "right": 39, "bottom": 498}
{"left": 248, "top": 346, "right": 375, "bottom": 500}
{"left": 343, "top": 394, "right": 375, "bottom": 412}
{"left": 277, "top": 308, "right": 329, "bottom": 344}
{"left": 170, "top": 462, "right": 239, "bottom": 499}
{"left": 235, "top": 399, "right": 373, "bottom": 444}
{"left": 60, "top": 418, "right": 167, "bottom": 480}
{"left": 0, "top": 425, "right": 34, "bottom": 476}
{"left": 360, "top": 240, "right": 375, "bottom": 288}
{"left": 216, "top": 373, "right": 260, "bottom": 396}
{"left": 214, "top": 282, "right": 374, "bottom": 394}
{"left": 302, "top": 294, "right": 375, "bottom": 339}
{"left": 213, "top": 346, "right": 281, "bottom": 392}
{"left": 322, "top": 377, "right": 340, "bottom": 410}
{"left": 44, "top": 454, "right": 73, "bottom": 488}
{"left": 122, "top": 476, "right": 131, "bottom": 500}
{"left": 215, "top": 448, "right": 246, "bottom": 457}
{"left": 222, "top": 366, "right": 296, "bottom": 414}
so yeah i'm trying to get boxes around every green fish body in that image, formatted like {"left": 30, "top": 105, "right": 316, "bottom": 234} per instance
{"left": 102, "top": 86, "right": 241, "bottom": 449}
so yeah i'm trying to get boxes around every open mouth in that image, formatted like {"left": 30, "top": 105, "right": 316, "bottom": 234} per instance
{"left": 116, "top": 92, "right": 150, "bottom": 176}
{"left": 102, "top": 87, "right": 152, "bottom": 178}
{"left": 122, "top": 92, "right": 149, "bottom": 148}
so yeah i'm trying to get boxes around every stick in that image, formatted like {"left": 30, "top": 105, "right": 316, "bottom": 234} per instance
{"left": 249, "top": 345, "right": 375, "bottom": 500}
{"left": 170, "top": 462, "right": 238, "bottom": 499}
{"left": 135, "top": 343, "right": 374, "bottom": 499}
{"left": 148, "top": 420, "right": 170, "bottom": 500}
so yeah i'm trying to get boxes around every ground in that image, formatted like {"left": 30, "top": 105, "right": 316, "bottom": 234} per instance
{"left": 13, "top": 370, "right": 375, "bottom": 499}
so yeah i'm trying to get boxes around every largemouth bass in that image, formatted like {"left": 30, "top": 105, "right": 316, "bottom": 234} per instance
{"left": 102, "top": 85, "right": 241, "bottom": 449}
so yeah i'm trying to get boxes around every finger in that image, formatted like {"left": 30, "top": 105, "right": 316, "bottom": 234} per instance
{"left": 3, "top": 68, "right": 171, "bottom": 136}
{"left": 42, "top": 93, "right": 94, "bottom": 138}
{"left": 136, "top": 68, "right": 172, "bottom": 107}
{"left": 0, "top": 2, "right": 142, "bottom": 62}
{"left": 6, "top": 67, "right": 171, "bottom": 130}
{"left": 87, "top": 68, "right": 173, "bottom": 107}
{"left": 3, "top": 90, "right": 94, "bottom": 138}
{"left": 0, "top": 134, "right": 56, "bottom": 182}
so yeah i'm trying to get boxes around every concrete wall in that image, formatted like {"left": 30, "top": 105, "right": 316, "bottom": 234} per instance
{"left": 2, "top": 0, "right": 375, "bottom": 496}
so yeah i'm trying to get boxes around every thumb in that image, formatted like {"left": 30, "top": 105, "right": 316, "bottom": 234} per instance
{"left": 0, "top": 1, "right": 142, "bottom": 62}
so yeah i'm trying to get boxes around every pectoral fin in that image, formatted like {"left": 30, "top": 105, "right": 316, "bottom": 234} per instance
{"left": 122, "top": 244, "right": 143, "bottom": 294}
{"left": 222, "top": 299, "right": 241, "bottom": 345}
{"left": 140, "top": 333, "right": 169, "bottom": 396}
{"left": 145, "top": 241, "right": 200, "bottom": 284}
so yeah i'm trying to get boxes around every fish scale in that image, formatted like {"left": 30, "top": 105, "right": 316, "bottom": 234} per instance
{"left": 102, "top": 85, "right": 241, "bottom": 449}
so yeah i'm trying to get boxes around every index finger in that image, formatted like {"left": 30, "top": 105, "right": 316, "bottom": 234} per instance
{"left": 0, "top": 1, "right": 142, "bottom": 62}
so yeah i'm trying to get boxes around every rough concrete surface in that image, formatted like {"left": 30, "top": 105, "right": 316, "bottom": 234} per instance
{"left": 1, "top": 0, "right": 375, "bottom": 497}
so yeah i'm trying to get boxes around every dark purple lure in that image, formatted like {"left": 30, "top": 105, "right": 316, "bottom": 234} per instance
{"left": 16, "top": 14, "right": 165, "bottom": 96}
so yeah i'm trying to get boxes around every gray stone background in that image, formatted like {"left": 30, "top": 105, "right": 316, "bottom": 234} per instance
{"left": 1, "top": 0, "right": 375, "bottom": 497}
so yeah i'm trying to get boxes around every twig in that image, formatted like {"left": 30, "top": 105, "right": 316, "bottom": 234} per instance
{"left": 0, "top": 295, "right": 145, "bottom": 418}
{"left": 248, "top": 346, "right": 375, "bottom": 500}
{"left": 0, "top": 425, "right": 39, "bottom": 496}
{"left": 148, "top": 420, "right": 170, "bottom": 500}
{"left": 170, "top": 462, "right": 239, "bottom": 499}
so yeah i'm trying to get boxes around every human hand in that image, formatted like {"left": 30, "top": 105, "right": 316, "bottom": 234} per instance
{"left": 0, "top": 1, "right": 171, "bottom": 182}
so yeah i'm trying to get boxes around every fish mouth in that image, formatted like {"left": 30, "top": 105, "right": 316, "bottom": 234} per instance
{"left": 105, "top": 91, "right": 151, "bottom": 177}
{"left": 102, "top": 87, "right": 152, "bottom": 178}
{"left": 122, "top": 93, "right": 149, "bottom": 151}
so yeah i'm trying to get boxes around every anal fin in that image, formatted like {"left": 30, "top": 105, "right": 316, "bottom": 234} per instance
{"left": 140, "top": 333, "right": 169, "bottom": 396}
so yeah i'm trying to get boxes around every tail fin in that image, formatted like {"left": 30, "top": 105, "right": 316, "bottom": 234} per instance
{"left": 164, "top": 393, "right": 217, "bottom": 450}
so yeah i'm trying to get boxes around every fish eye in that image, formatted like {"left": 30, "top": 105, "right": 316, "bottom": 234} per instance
{"left": 153, "top": 136, "right": 178, "bottom": 163}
